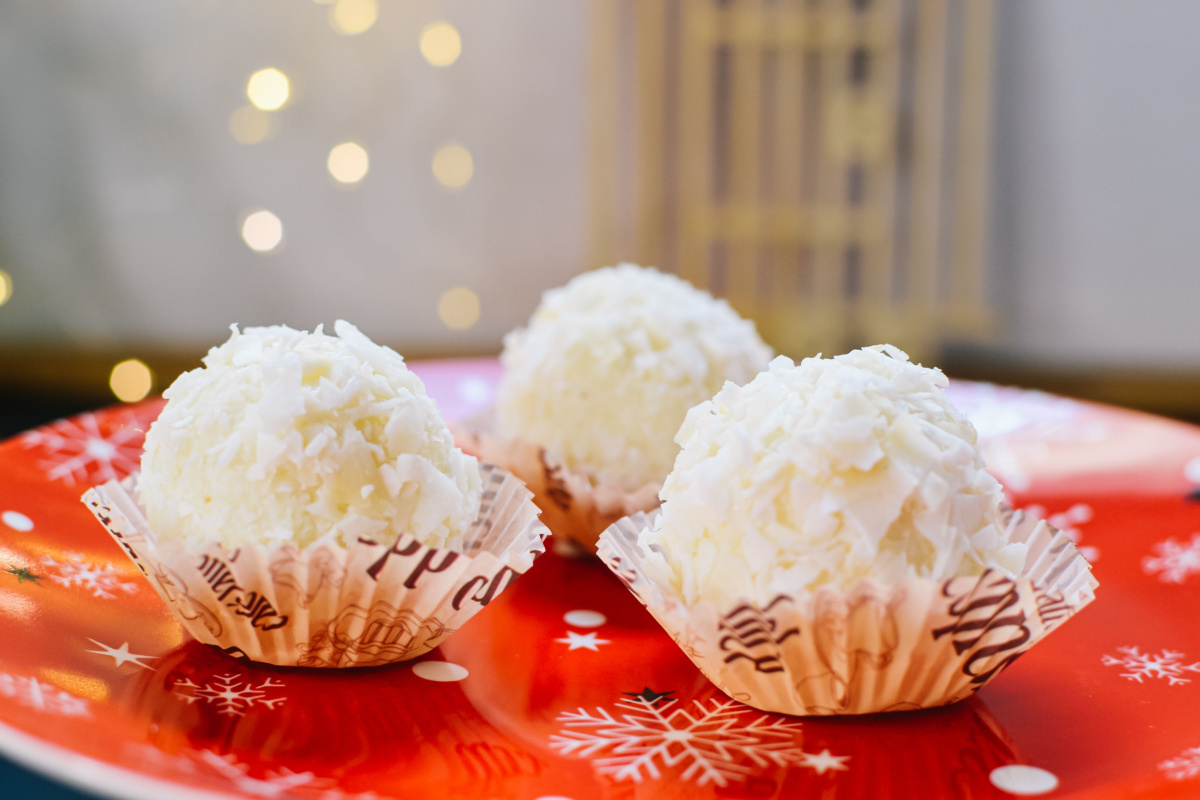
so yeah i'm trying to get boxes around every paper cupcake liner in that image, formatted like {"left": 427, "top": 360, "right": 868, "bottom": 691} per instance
{"left": 82, "top": 463, "right": 550, "bottom": 668}
{"left": 452, "top": 409, "right": 661, "bottom": 554}
{"left": 597, "top": 507, "right": 1098, "bottom": 716}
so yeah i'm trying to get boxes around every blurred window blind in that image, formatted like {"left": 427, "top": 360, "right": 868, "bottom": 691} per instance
{"left": 589, "top": 0, "right": 996, "bottom": 360}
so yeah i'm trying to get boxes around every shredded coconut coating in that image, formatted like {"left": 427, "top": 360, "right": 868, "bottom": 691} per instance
{"left": 140, "top": 321, "right": 482, "bottom": 550}
{"left": 639, "top": 346, "right": 1028, "bottom": 607}
{"left": 497, "top": 264, "right": 773, "bottom": 491}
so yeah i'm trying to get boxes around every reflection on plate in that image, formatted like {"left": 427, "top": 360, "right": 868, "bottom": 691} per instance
{"left": 1, "top": 359, "right": 1199, "bottom": 799}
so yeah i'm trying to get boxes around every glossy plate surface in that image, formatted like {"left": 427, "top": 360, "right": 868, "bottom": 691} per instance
{"left": 1, "top": 358, "right": 1200, "bottom": 799}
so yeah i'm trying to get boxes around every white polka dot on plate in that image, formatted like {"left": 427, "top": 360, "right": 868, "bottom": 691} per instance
{"left": 1, "top": 511, "right": 33, "bottom": 532}
{"left": 534, "top": 796, "right": 575, "bottom": 800}
{"left": 413, "top": 661, "right": 469, "bottom": 682}
{"left": 551, "top": 538, "right": 582, "bottom": 558}
{"left": 563, "top": 610, "right": 606, "bottom": 628}
{"left": 989, "top": 765, "right": 1059, "bottom": 795}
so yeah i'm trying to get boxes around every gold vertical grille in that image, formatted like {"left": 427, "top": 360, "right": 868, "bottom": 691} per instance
{"left": 589, "top": 0, "right": 996, "bottom": 361}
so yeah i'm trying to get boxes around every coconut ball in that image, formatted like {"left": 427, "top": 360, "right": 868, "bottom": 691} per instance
{"left": 139, "top": 321, "right": 482, "bottom": 550}
{"left": 497, "top": 264, "right": 773, "bottom": 491}
{"left": 639, "top": 346, "right": 1027, "bottom": 608}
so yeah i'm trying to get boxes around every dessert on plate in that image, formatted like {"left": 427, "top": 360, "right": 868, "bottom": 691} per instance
{"left": 599, "top": 345, "right": 1098, "bottom": 715}
{"left": 455, "top": 263, "right": 773, "bottom": 553}
{"left": 83, "top": 321, "right": 549, "bottom": 668}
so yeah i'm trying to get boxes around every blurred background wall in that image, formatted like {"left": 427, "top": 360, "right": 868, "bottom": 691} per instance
{"left": 989, "top": 0, "right": 1200, "bottom": 370}
{"left": 0, "top": 0, "right": 1197, "bottom": 419}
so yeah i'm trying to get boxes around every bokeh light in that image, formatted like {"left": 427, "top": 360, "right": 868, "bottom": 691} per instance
{"left": 438, "top": 287, "right": 481, "bottom": 330}
{"left": 420, "top": 22, "right": 462, "bottom": 67}
{"left": 330, "top": 0, "right": 378, "bottom": 36}
{"left": 228, "top": 106, "right": 272, "bottom": 145}
{"left": 241, "top": 210, "right": 284, "bottom": 253}
{"left": 0, "top": 270, "right": 11, "bottom": 308}
{"left": 432, "top": 144, "right": 474, "bottom": 189}
{"left": 110, "top": 359, "right": 154, "bottom": 403}
{"left": 327, "top": 142, "right": 370, "bottom": 184}
{"left": 246, "top": 68, "right": 290, "bottom": 111}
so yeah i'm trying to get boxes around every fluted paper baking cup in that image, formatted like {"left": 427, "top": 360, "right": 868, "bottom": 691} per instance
{"left": 453, "top": 409, "right": 660, "bottom": 554}
{"left": 82, "top": 463, "right": 550, "bottom": 668}
{"left": 597, "top": 507, "right": 1097, "bottom": 715}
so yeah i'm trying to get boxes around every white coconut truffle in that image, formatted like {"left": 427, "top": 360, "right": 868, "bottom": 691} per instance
{"left": 639, "top": 346, "right": 1027, "bottom": 608}
{"left": 497, "top": 264, "right": 773, "bottom": 492}
{"left": 139, "top": 321, "right": 482, "bottom": 550}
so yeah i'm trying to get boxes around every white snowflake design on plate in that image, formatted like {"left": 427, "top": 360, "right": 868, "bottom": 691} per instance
{"left": 130, "top": 745, "right": 392, "bottom": 799}
{"left": 550, "top": 689, "right": 847, "bottom": 786}
{"left": 947, "top": 383, "right": 1103, "bottom": 493}
{"left": 39, "top": 553, "right": 139, "bottom": 599}
{"left": 173, "top": 674, "right": 286, "bottom": 716}
{"left": 1143, "top": 533, "right": 1200, "bottom": 585}
{"left": 1024, "top": 503, "right": 1099, "bottom": 562}
{"left": 0, "top": 673, "right": 90, "bottom": 716}
{"left": 193, "top": 751, "right": 325, "bottom": 798}
{"left": 1161, "top": 746, "right": 1200, "bottom": 781}
{"left": 21, "top": 409, "right": 150, "bottom": 487}
{"left": 1101, "top": 647, "right": 1200, "bottom": 686}
{"left": 947, "top": 383, "right": 1082, "bottom": 440}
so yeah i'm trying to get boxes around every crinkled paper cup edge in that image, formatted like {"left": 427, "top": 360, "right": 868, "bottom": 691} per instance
{"left": 453, "top": 407, "right": 660, "bottom": 554}
{"left": 597, "top": 507, "right": 1098, "bottom": 716}
{"left": 81, "top": 462, "right": 550, "bottom": 668}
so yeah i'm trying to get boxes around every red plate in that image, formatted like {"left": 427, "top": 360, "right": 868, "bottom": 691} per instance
{"left": 1, "top": 359, "right": 1200, "bottom": 799}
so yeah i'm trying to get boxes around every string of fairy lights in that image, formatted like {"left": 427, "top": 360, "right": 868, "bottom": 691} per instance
{"left": 0, "top": 4, "right": 485, "bottom": 405}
